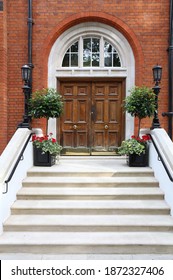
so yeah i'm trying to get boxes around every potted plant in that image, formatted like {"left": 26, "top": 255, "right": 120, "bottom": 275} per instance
{"left": 32, "top": 133, "right": 62, "bottom": 166}
{"left": 118, "top": 86, "right": 156, "bottom": 166}
{"left": 29, "top": 87, "right": 63, "bottom": 133}
{"left": 118, "top": 134, "right": 151, "bottom": 166}
{"left": 29, "top": 88, "right": 63, "bottom": 166}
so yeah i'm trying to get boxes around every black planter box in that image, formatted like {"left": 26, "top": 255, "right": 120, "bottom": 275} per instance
{"left": 33, "top": 147, "right": 56, "bottom": 166}
{"left": 127, "top": 149, "right": 149, "bottom": 167}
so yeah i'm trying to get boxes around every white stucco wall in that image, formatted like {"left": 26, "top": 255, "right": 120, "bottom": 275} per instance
{"left": 149, "top": 128, "right": 173, "bottom": 215}
{"left": 0, "top": 129, "right": 33, "bottom": 234}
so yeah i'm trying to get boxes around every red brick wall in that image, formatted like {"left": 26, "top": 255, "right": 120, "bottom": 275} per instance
{"left": 0, "top": 0, "right": 8, "bottom": 154}
{"left": 0, "top": 0, "right": 170, "bottom": 152}
{"left": 6, "top": 0, "right": 28, "bottom": 141}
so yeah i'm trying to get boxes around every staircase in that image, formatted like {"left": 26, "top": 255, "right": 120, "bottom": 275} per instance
{"left": 1, "top": 157, "right": 173, "bottom": 255}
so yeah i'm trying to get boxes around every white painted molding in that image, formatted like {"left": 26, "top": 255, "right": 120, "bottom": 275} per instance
{"left": 48, "top": 22, "right": 135, "bottom": 139}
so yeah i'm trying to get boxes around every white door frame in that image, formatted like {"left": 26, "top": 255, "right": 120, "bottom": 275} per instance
{"left": 48, "top": 22, "right": 135, "bottom": 140}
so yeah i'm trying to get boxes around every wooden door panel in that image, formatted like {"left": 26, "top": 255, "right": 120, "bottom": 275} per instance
{"left": 95, "top": 100, "right": 105, "bottom": 123}
{"left": 108, "top": 131, "right": 118, "bottom": 148}
{"left": 63, "top": 86, "right": 73, "bottom": 96}
{"left": 76, "top": 131, "right": 88, "bottom": 147}
{"left": 109, "top": 100, "right": 118, "bottom": 123}
{"left": 93, "top": 130, "right": 118, "bottom": 149}
{"left": 92, "top": 83, "right": 106, "bottom": 150}
{"left": 92, "top": 82, "right": 123, "bottom": 150}
{"left": 77, "top": 100, "right": 88, "bottom": 123}
{"left": 95, "top": 86, "right": 105, "bottom": 96}
{"left": 64, "top": 100, "right": 74, "bottom": 123}
{"left": 63, "top": 131, "right": 74, "bottom": 147}
{"left": 109, "top": 85, "right": 119, "bottom": 96}
{"left": 93, "top": 131, "right": 105, "bottom": 148}
{"left": 60, "top": 82, "right": 90, "bottom": 149}
{"left": 77, "top": 85, "right": 88, "bottom": 96}
{"left": 60, "top": 80, "right": 124, "bottom": 153}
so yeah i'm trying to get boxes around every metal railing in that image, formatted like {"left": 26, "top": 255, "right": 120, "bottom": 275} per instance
{"left": 149, "top": 134, "right": 173, "bottom": 182}
{"left": 3, "top": 132, "right": 33, "bottom": 194}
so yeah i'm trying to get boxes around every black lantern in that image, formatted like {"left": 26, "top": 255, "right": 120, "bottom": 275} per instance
{"left": 21, "top": 64, "right": 31, "bottom": 83}
{"left": 151, "top": 65, "right": 162, "bottom": 129}
{"left": 152, "top": 65, "right": 162, "bottom": 83}
{"left": 18, "top": 64, "right": 31, "bottom": 129}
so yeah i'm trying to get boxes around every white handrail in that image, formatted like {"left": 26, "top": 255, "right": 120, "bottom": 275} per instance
{"left": 149, "top": 128, "right": 173, "bottom": 215}
{"left": 0, "top": 128, "right": 33, "bottom": 234}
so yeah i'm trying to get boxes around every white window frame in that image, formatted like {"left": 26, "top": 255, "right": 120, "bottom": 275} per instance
{"left": 62, "top": 37, "right": 121, "bottom": 68}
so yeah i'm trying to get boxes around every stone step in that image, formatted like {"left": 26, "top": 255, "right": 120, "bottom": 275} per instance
{"left": 1, "top": 156, "right": 172, "bottom": 256}
{"left": 4, "top": 215, "right": 173, "bottom": 232}
{"left": 1, "top": 231, "right": 173, "bottom": 254}
{"left": 11, "top": 200, "right": 170, "bottom": 215}
{"left": 17, "top": 187, "right": 164, "bottom": 200}
{"left": 22, "top": 176, "right": 159, "bottom": 188}
{"left": 27, "top": 170, "right": 114, "bottom": 178}
{"left": 27, "top": 168, "right": 154, "bottom": 178}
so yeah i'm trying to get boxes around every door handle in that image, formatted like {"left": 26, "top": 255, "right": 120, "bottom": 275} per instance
{"left": 91, "top": 105, "right": 96, "bottom": 121}
{"left": 73, "top": 125, "right": 78, "bottom": 130}
{"left": 105, "top": 125, "right": 109, "bottom": 130}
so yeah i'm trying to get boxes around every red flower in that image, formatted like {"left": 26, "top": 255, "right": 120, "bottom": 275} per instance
{"left": 32, "top": 134, "right": 37, "bottom": 141}
{"left": 142, "top": 135, "right": 150, "bottom": 141}
{"left": 32, "top": 133, "right": 58, "bottom": 144}
{"left": 131, "top": 134, "right": 150, "bottom": 142}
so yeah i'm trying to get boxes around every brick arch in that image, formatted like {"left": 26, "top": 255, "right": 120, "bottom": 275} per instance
{"left": 41, "top": 12, "right": 144, "bottom": 86}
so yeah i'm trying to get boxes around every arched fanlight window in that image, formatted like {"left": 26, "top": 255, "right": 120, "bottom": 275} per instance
{"left": 62, "top": 41, "right": 78, "bottom": 67}
{"left": 104, "top": 41, "right": 121, "bottom": 67}
{"left": 62, "top": 37, "right": 121, "bottom": 67}
{"left": 83, "top": 38, "right": 100, "bottom": 67}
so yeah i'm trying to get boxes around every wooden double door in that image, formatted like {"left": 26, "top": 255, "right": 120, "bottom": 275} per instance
{"left": 59, "top": 80, "right": 124, "bottom": 155}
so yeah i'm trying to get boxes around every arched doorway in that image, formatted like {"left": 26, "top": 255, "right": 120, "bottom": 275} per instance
{"left": 48, "top": 22, "right": 135, "bottom": 154}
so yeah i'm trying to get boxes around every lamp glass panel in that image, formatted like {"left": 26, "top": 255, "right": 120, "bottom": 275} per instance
{"left": 21, "top": 65, "right": 30, "bottom": 82}
{"left": 153, "top": 66, "right": 162, "bottom": 82}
